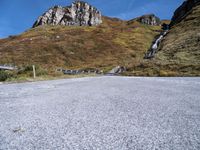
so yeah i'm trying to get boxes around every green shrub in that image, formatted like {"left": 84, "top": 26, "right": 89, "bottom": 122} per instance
{"left": 24, "top": 65, "right": 34, "bottom": 72}
{"left": 0, "top": 71, "right": 12, "bottom": 81}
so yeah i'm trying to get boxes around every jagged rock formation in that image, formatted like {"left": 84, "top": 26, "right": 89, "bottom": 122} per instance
{"left": 136, "top": 14, "right": 161, "bottom": 26}
{"left": 170, "top": 0, "right": 200, "bottom": 26}
{"left": 33, "top": 1, "right": 102, "bottom": 27}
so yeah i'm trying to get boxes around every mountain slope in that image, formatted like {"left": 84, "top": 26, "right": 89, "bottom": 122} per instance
{"left": 0, "top": 16, "right": 161, "bottom": 73}
{"left": 154, "top": 1, "right": 200, "bottom": 76}
{"left": 126, "top": 0, "right": 200, "bottom": 76}
{"left": 1, "top": 1, "right": 198, "bottom": 77}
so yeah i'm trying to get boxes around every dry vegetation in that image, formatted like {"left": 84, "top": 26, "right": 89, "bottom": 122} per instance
{"left": 0, "top": 16, "right": 161, "bottom": 78}
{"left": 125, "top": 5, "right": 200, "bottom": 76}
{"left": 0, "top": 5, "right": 199, "bottom": 79}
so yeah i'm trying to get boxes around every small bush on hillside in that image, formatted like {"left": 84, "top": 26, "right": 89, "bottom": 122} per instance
{"left": 0, "top": 71, "right": 12, "bottom": 81}
{"left": 24, "top": 65, "right": 34, "bottom": 72}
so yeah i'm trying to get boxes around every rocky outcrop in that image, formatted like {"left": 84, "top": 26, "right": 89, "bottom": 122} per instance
{"left": 107, "top": 66, "right": 126, "bottom": 75}
{"left": 33, "top": 1, "right": 102, "bottom": 27}
{"left": 136, "top": 14, "right": 161, "bottom": 26}
{"left": 170, "top": 0, "right": 200, "bottom": 26}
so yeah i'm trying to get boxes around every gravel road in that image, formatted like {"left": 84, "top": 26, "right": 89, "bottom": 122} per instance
{"left": 0, "top": 77, "right": 200, "bottom": 150}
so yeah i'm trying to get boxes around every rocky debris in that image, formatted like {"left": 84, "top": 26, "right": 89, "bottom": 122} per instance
{"left": 136, "top": 14, "right": 161, "bottom": 26}
{"left": 12, "top": 127, "right": 25, "bottom": 133}
{"left": 107, "top": 66, "right": 126, "bottom": 75}
{"left": 170, "top": 0, "right": 200, "bottom": 27}
{"left": 33, "top": 1, "right": 102, "bottom": 28}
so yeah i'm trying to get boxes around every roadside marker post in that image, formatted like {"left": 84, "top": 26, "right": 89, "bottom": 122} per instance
{"left": 33, "top": 65, "right": 36, "bottom": 79}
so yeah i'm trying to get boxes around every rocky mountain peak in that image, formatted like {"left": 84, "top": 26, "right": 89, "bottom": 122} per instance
{"left": 136, "top": 14, "right": 161, "bottom": 26}
{"left": 33, "top": 1, "right": 102, "bottom": 28}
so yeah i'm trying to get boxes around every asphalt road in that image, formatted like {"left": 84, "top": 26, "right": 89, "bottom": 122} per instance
{"left": 0, "top": 77, "right": 200, "bottom": 150}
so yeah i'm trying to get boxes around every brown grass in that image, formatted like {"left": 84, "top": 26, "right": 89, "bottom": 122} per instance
{"left": 0, "top": 5, "right": 199, "bottom": 77}
{"left": 0, "top": 16, "right": 160, "bottom": 74}
{"left": 125, "top": 5, "right": 200, "bottom": 76}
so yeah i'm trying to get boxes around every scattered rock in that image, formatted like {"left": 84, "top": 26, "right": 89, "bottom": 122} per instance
{"left": 33, "top": 1, "right": 102, "bottom": 28}
{"left": 70, "top": 52, "right": 75, "bottom": 55}
{"left": 12, "top": 127, "right": 25, "bottom": 133}
{"left": 107, "top": 66, "right": 126, "bottom": 75}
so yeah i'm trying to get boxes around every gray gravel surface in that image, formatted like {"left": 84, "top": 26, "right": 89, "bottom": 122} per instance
{"left": 0, "top": 77, "right": 200, "bottom": 150}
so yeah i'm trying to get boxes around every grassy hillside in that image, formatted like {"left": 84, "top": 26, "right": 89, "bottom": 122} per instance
{"left": 125, "top": 4, "right": 200, "bottom": 76}
{"left": 0, "top": 16, "right": 161, "bottom": 75}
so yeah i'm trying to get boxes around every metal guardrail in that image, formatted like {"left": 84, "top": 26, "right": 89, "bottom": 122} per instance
{"left": 56, "top": 68, "right": 103, "bottom": 75}
{"left": 0, "top": 65, "right": 18, "bottom": 70}
{"left": 63, "top": 69, "right": 102, "bottom": 75}
{"left": 58, "top": 66, "right": 126, "bottom": 75}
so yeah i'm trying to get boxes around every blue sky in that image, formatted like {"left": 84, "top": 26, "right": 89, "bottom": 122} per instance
{"left": 0, "top": 0, "right": 184, "bottom": 38}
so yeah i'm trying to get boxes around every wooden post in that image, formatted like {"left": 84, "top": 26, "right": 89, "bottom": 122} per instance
{"left": 33, "top": 65, "right": 36, "bottom": 79}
